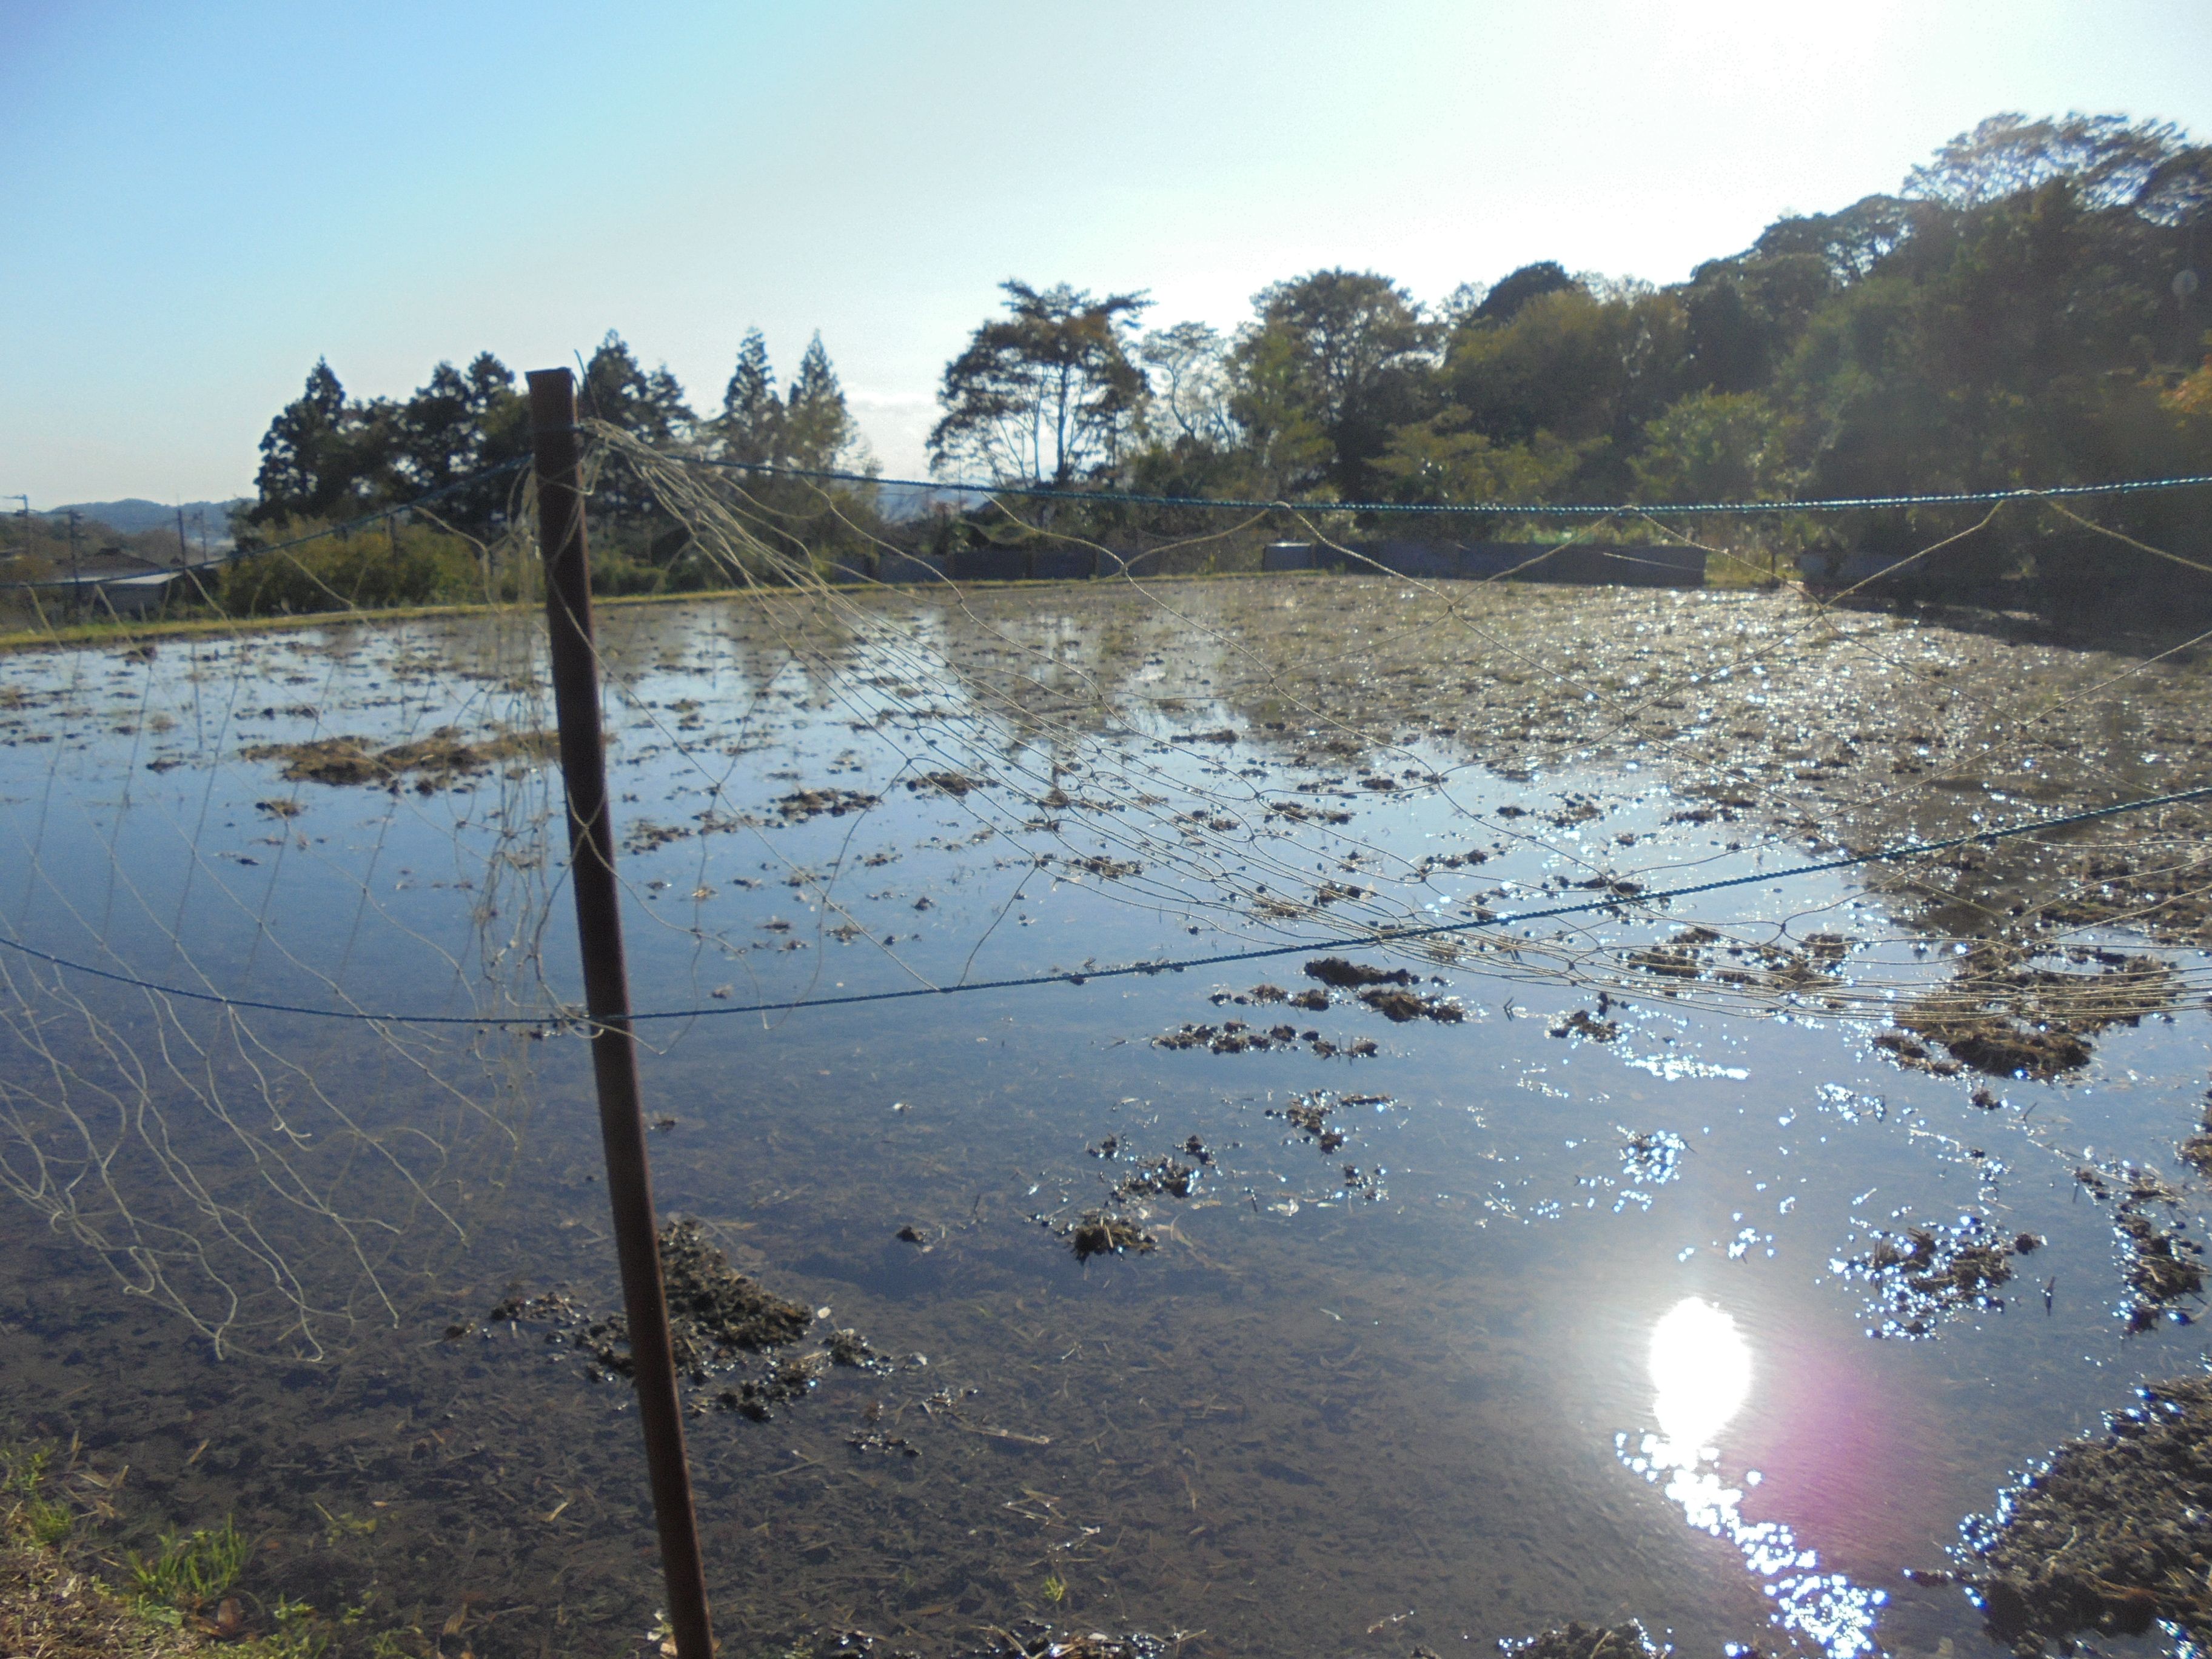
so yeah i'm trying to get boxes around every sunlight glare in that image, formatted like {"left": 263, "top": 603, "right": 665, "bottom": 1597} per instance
{"left": 1649, "top": 1295, "right": 1752, "bottom": 1456}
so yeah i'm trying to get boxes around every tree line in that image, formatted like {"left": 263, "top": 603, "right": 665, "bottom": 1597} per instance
{"left": 240, "top": 112, "right": 2212, "bottom": 614}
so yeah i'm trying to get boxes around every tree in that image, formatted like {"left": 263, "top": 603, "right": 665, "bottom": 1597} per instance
{"left": 930, "top": 281, "right": 1151, "bottom": 488}
{"left": 1751, "top": 195, "right": 1919, "bottom": 282}
{"left": 1631, "top": 390, "right": 1797, "bottom": 503}
{"left": 253, "top": 359, "right": 349, "bottom": 521}
{"left": 1470, "top": 262, "right": 1578, "bottom": 325}
{"left": 250, "top": 360, "right": 398, "bottom": 523}
{"left": 1373, "top": 416, "right": 1595, "bottom": 511}
{"left": 1906, "top": 112, "right": 2210, "bottom": 222}
{"left": 784, "top": 332, "right": 864, "bottom": 472}
{"left": 392, "top": 353, "right": 527, "bottom": 534}
{"left": 1679, "top": 250, "right": 1838, "bottom": 394}
{"left": 1136, "top": 323, "right": 1240, "bottom": 451}
{"left": 1231, "top": 269, "right": 1432, "bottom": 498}
{"left": 1443, "top": 284, "right": 1687, "bottom": 455}
{"left": 716, "top": 329, "right": 783, "bottom": 467}
{"left": 580, "top": 331, "right": 693, "bottom": 443}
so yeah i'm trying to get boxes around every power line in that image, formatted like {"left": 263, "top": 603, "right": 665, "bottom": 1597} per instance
{"left": 4, "top": 783, "right": 2206, "bottom": 1029}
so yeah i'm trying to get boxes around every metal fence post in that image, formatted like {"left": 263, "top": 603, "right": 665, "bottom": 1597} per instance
{"left": 526, "top": 369, "right": 714, "bottom": 1659}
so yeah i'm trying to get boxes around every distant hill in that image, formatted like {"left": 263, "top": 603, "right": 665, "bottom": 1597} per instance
{"left": 42, "top": 498, "right": 246, "bottom": 545}
{"left": 873, "top": 480, "right": 994, "bottom": 521}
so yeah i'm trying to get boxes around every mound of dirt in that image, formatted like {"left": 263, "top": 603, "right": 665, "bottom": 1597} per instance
{"left": 2074, "top": 1164, "right": 2207, "bottom": 1330}
{"left": 485, "top": 1218, "right": 857, "bottom": 1416}
{"left": 243, "top": 726, "right": 554, "bottom": 789}
{"left": 1835, "top": 1215, "right": 2029, "bottom": 1338}
{"left": 1897, "top": 947, "right": 2173, "bottom": 1080}
{"left": 1966, "top": 1372, "right": 2212, "bottom": 1654}
{"left": 1358, "top": 986, "right": 1465, "bottom": 1023}
{"left": 1062, "top": 1211, "right": 1154, "bottom": 1261}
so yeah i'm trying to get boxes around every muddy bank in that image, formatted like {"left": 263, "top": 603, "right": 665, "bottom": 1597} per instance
{"left": 1966, "top": 1372, "right": 2212, "bottom": 1654}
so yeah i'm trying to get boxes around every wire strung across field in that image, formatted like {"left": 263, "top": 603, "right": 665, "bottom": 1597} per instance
{"left": 1, "top": 782, "right": 2206, "bottom": 1026}
{"left": 7, "top": 432, "right": 2212, "bottom": 1355}
{"left": 672, "top": 453, "right": 2212, "bottom": 517}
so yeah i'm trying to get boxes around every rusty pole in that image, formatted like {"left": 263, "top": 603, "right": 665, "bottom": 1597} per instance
{"left": 526, "top": 369, "right": 714, "bottom": 1659}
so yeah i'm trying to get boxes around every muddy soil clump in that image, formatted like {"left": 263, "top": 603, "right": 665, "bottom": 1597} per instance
{"left": 1894, "top": 947, "right": 2173, "bottom": 1080}
{"left": 1836, "top": 1215, "right": 2028, "bottom": 1336}
{"left": 1269, "top": 1090, "right": 1392, "bottom": 1158}
{"left": 1966, "top": 1372, "right": 2212, "bottom": 1654}
{"left": 2074, "top": 1165, "right": 2207, "bottom": 1329}
{"left": 1624, "top": 927, "right": 1851, "bottom": 1005}
{"left": 1358, "top": 985, "right": 1465, "bottom": 1023}
{"left": 486, "top": 1219, "right": 877, "bottom": 1416}
{"left": 1304, "top": 957, "right": 1415, "bottom": 989}
{"left": 1153, "top": 1019, "right": 1375, "bottom": 1059}
{"left": 243, "top": 725, "right": 553, "bottom": 789}
{"left": 1060, "top": 1211, "right": 1155, "bottom": 1261}
{"left": 1550, "top": 1009, "right": 1620, "bottom": 1042}
{"left": 1499, "top": 1621, "right": 1661, "bottom": 1659}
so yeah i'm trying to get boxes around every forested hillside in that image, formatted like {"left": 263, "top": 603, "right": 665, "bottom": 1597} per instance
{"left": 239, "top": 113, "right": 2212, "bottom": 614}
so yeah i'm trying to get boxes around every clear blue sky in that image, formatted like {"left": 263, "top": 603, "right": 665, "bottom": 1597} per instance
{"left": 7, "top": 0, "right": 2211, "bottom": 506}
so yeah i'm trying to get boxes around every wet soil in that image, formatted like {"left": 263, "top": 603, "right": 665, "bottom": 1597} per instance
{"left": 1966, "top": 1372, "right": 2212, "bottom": 1654}
{"left": 1152, "top": 1019, "right": 1376, "bottom": 1059}
{"left": 1304, "top": 958, "right": 1416, "bottom": 990}
{"left": 1498, "top": 1623, "right": 1661, "bottom": 1659}
{"left": 1059, "top": 1212, "right": 1155, "bottom": 1261}
{"left": 2071, "top": 1166, "right": 2209, "bottom": 1331}
{"left": 1835, "top": 1216, "right": 2029, "bottom": 1338}
{"left": 1356, "top": 986, "right": 1466, "bottom": 1023}
{"left": 484, "top": 1219, "right": 877, "bottom": 1417}
{"left": 10, "top": 581, "right": 2212, "bottom": 1658}
{"left": 240, "top": 726, "right": 553, "bottom": 789}
{"left": 1897, "top": 948, "right": 2174, "bottom": 1081}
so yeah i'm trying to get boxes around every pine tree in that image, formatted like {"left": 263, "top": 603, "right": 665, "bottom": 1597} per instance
{"left": 718, "top": 329, "right": 784, "bottom": 466}
{"left": 784, "top": 332, "right": 862, "bottom": 472}
{"left": 251, "top": 360, "right": 350, "bottom": 520}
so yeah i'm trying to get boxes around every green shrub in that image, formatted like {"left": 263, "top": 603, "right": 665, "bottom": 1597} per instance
{"left": 218, "top": 519, "right": 483, "bottom": 615}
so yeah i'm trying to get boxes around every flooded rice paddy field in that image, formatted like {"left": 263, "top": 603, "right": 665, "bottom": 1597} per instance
{"left": 3, "top": 575, "right": 2212, "bottom": 1659}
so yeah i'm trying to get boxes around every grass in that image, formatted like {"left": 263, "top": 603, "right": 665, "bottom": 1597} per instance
{"left": 126, "top": 1519, "right": 250, "bottom": 1613}
{"left": 0, "top": 1438, "right": 392, "bottom": 1659}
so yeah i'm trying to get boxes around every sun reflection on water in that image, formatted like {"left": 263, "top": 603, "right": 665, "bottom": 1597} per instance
{"left": 1618, "top": 1297, "right": 1886, "bottom": 1659}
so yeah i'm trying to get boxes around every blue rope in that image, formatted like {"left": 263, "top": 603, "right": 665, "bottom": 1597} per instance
{"left": 669, "top": 450, "right": 2212, "bottom": 518}
{"left": 4, "top": 784, "right": 2206, "bottom": 1029}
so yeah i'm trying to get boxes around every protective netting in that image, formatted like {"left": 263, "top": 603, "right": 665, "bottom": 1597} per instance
{"left": 3, "top": 433, "right": 2211, "bottom": 1358}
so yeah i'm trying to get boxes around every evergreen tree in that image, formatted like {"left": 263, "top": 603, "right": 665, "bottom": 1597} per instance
{"left": 249, "top": 360, "right": 401, "bottom": 523}
{"left": 580, "top": 330, "right": 693, "bottom": 443}
{"left": 785, "top": 332, "right": 862, "bottom": 472}
{"left": 718, "top": 329, "right": 784, "bottom": 467}
{"left": 251, "top": 360, "right": 354, "bottom": 522}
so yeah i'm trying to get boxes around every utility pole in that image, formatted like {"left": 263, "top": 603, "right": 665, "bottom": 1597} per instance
{"left": 176, "top": 504, "right": 189, "bottom": 571}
